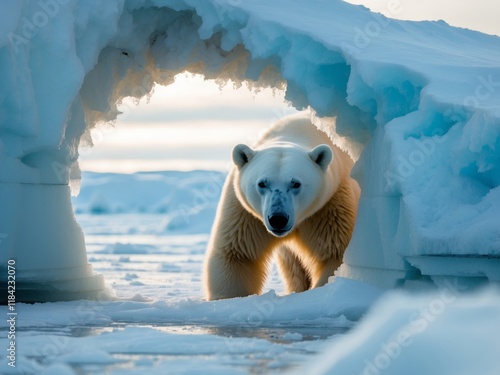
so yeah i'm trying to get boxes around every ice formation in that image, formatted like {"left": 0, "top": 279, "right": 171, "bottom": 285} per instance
{"left": 1, "top": 0, "right": 500, "bottom": 301}
{"left": 306, "top": 288, "right": 500, "bottom": 375}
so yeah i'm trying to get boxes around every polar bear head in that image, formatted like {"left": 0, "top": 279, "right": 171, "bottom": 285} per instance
{"left": 232, "top": 143, "right": 334, "bottom": 237}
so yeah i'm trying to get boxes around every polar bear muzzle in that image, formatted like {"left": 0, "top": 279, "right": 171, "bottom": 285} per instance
{"left": 265, "top": 189, "right": 294, "bottom": 236}
{"left": 268, "top": 213, "right": 290, "bottom": 232}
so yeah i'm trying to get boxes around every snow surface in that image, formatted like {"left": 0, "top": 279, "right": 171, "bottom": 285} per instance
{"left": 0, "top": 172, "right": 381, "bottom": 373}
{"left": 306, "top": 288, "right": 500, "bottom": 375}
{"left": 2, "top": 171, "right": 500, "bottom": 374}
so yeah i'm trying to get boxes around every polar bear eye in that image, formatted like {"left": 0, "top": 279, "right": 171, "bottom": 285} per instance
{"left": 291, "top": 180, "right": 301, "bottom": 189}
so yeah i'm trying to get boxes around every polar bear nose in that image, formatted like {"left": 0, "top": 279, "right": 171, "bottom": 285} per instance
{"left": 268, "top": 213, "right": 289, "bottom": 230}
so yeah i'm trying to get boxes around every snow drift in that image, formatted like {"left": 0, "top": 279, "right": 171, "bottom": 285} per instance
{"left": 1, "top": 0, "right": 500, "bottom": 301}
{"left": 304, "top": 287, "right": 500, "bottom": 375}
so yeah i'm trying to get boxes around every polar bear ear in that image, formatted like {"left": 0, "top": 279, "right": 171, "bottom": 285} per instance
{"left": 309, "top": 144, "right": 333, "bottom": 170}
{"left": 232, "top": 144, "right": 256, "bottom": 168}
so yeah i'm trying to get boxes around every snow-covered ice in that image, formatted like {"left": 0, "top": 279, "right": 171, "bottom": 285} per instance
{"left": 1, "top": 0, "right": 500, "bottom": 373}
{"left": 305, "top": 288, "right": 500, "bottom": 375}
{"left": 0, "top": 172, "right": 382, "bottom": 373}
{"left": 2, "top": 171, "right": 500, "bottom": 373}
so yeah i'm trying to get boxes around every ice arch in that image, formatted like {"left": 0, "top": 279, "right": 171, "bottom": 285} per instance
{"left": 1, "top": 0, "right": 500, "bottom": 302}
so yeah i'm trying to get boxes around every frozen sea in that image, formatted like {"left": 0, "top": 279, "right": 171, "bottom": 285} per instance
{"left": 0, "top": 171, "right": 374, "bottom": 374}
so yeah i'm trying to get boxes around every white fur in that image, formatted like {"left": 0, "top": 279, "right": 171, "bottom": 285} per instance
{"left": 233, "top": 113, "right": 342, "bottom": 232}
{"left": 204, "top": 113, "right": 360, "bottom": 300}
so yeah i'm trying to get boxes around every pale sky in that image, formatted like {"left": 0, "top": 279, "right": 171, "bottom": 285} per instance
{"left": 79, "top": 75, "right": 296, "bottom": 172}
{"left": 79, "top": 1, "right": 500, "bottom": 173}
{"left": 344, "top": 0, "right": 500, "bottom": 36}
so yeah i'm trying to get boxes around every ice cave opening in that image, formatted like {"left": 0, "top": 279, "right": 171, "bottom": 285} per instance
{"left": 1, "top": 0, "right": 500, "bottom": 303}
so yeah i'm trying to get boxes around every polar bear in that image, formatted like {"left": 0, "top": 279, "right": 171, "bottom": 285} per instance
{"left": 204, "top": 113, "right": 360, "bottom": 300}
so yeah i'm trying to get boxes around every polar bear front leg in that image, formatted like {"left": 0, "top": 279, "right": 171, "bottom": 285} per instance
{"left": 204, "top": 183, "right": 276, "bottom": 300}
{"left": 298, "top": 180, "right": 359, "bottom": 289}
{"left": 205, "top": 252, "right": 270, "bottom": 300}
{"left": 276, "top": 245, "right": 311, "bottom": 293}
{"left": 311, "top": 258, "right": 342, "bottom": 288}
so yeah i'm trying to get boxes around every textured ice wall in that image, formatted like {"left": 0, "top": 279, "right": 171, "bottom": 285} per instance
{"left": 1, "top": 0, "right": 500, "bottom": 300}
